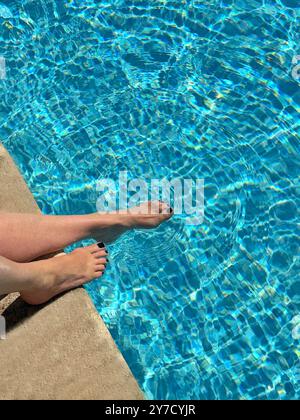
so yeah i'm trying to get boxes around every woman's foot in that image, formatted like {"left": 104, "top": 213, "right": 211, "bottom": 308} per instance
{"left": 20, "top": 244, "right": 108, "bottom": 305}
{"left": 91, "top": 201, "right": 173, "bottom": 244}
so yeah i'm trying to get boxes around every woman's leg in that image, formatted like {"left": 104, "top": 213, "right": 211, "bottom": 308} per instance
{"left": 0, "top": 244, "right": 108, "bottom": 305}
{"left": 0, "top": 212, "right": 106, "bottom": 262}
{"left": 0, "top": 202, "right": 172, "bottom": 263}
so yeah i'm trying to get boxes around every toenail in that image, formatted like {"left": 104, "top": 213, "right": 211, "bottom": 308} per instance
{"left": 170, "top": 207, "right": 173, "bottom": 213}
{"left": 97, "top": 242, "right": 105, "bottom": 248}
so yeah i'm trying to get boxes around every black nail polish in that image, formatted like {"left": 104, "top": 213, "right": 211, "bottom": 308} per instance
{"left": 170, "top": 207, "right": 174, "bottom": 213}
{"left": 97, "top": 242, "right": 105, "bottom": 248}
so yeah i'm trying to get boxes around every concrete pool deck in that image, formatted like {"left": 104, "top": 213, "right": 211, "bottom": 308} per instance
{"left": 0, "top": 145, "right": 144, "bottom": 400}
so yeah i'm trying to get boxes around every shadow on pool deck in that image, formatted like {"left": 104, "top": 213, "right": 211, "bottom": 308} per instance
{"left": 0, "top": 144, "right": 144, "bottom": 400}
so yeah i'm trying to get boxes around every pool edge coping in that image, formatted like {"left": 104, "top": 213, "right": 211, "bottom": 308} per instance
{"left": 0, "top": 144, "right": 144, "bottom": 400}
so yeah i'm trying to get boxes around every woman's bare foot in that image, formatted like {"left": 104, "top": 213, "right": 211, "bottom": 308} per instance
{"left": 20, "top": 244, "right": 108, "bottom": 305}
{"left": 91, "top": 201, "right": 173, "bottom": 244}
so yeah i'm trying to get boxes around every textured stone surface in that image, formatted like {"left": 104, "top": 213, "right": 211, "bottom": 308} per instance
{"left": 0, "top": 145, "right": 143, "bottom": 400}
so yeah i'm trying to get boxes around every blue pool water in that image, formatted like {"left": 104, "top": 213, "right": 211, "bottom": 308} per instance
{"left": 1, "top": 0, "right": 299, "bottom": 400}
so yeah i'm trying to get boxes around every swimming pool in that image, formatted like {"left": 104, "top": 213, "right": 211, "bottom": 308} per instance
{"left": 1, "top": 0, "right": 299, "bottom": 400}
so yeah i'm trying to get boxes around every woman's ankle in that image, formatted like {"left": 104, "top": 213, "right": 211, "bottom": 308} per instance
{"left": 0, "top": 257, "right": 39, "bottom": 295}
{"left": 16, "top": 261, "right": 52, "bottom": 293}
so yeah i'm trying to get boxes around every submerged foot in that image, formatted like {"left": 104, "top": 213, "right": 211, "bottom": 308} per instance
{"left": 20, "top": 244, "right": 108, "bottom": 305}
{"left": 92, "top": 201, "right": 173, "bottom": 244}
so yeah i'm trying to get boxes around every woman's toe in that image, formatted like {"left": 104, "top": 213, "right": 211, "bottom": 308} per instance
{"left": 83, "top": 244, "right": 108, "bottom": 256}
{"left": 93, "top": 249, "right": 108, "bottom": 258}
{"left": 85, "top": 244, "right": 103, "bottom": 253}
{"left": 96, "top": 257, "right": 108, "bottom": 265}
{"left": 95, "top": 267, "right": 105, "bottom": 275}
{"left": 159, "top": 201, "right": 173, "bottom": 215}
